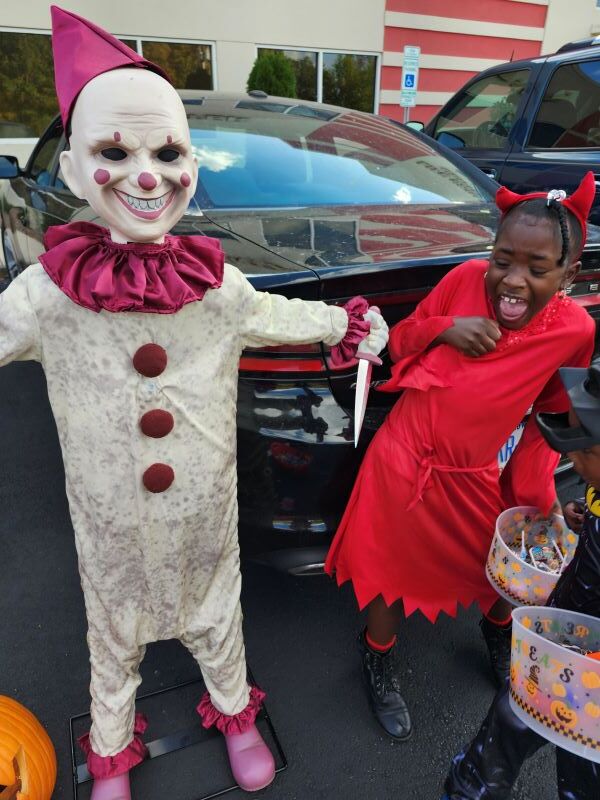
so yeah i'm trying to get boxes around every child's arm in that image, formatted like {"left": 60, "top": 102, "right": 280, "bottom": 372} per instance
{"left": 387, "top": 261, "right": 499, "bottom": 363}
{"left": 563, "top": 499, "right": 585, "bottom": 532}
{"left": 387, "top": 283, "right": 455, "bottom": 363}
{"left": 0, "top": 271, "right": 42, "bottom": 367}
{"left": 500, "top": 331, "right": 595, "bottom": 515}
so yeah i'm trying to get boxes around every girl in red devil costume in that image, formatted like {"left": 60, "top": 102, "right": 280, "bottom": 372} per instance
{"left": 325, "top": 173, "right": 597, "bottom": 741}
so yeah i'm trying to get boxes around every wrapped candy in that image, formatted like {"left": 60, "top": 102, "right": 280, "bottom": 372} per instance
{"left": 486, "top": 506, "right": 578, "bottom": 606}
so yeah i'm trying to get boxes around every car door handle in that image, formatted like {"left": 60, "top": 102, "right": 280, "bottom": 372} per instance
{"left": 482, "top": 168, "right": 497, "bottom": 180}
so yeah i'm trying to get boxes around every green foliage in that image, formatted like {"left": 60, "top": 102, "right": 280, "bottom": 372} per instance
{"left": 0, "top": 32, "right": 58, "bottom": 136}
{"left": 247, "top": 51, "right": 297, "bottom": 98}
{"left": 322, "top": 54, "right": 376, "bottom": 113}
{"left": 294, "top": 56, "right": 317, "bottom": 101}
{"left": 142, "top": 41, "right": 213, "bottom": 90}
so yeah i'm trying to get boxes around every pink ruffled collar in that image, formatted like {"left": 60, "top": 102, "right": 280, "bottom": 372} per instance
{"left": 39, "top": 221, "right": 224, "bottom": 314}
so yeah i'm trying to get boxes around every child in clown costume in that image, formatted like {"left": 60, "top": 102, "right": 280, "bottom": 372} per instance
{"left": 0, "top": 7, "right": 388, "bottom": 799}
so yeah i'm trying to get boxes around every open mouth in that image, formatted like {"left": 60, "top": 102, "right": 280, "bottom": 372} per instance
{"left": 497, "top": 293, "right": 529, "bottom": 326}
{"left": 113, "top": 189, "right": 175, "bottom": 220}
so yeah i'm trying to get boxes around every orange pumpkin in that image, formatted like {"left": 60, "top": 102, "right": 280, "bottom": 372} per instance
{"left": 0, "top": 696, "right": 56, "bottom": 800}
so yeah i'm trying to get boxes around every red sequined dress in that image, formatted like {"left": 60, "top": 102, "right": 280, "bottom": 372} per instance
{"left": 325, "top": 259, "right": 595, "bottom": 622}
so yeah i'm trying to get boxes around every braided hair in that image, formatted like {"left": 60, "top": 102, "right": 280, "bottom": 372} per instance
{"left": 550, "top": 199, "right": 572, "bottom": 265}
{"left": 496, "top": 197, "right": 583, "bottom": 266}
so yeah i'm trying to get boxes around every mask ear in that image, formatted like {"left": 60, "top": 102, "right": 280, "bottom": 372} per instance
{"left": 59, "top": 149, "right": 85, "bottom": 199}
{"left": 190, "top": 156, "right": 199, "bottom": 194}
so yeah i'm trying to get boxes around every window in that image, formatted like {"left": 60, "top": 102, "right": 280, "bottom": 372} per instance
{"left": 257, "top": 47, "right": 378, "bottom": 112}
{"left": 528, "top": 59, "right": 600, "bottom": 149}
{"left": 29, "top": 120, "right": 64, "bottom": 184}
{"left": 186, "top": 100, "right": 488, "bottom": 209}
{"left": 0, "top": 31, "right": 58, "bottom": 139}
{"left": 258, "top": 48, "right": 317, "bottom": 101}
{"left": 141, "top": 41, "right": 213, "bottom": 90}
{"left": 322, "top": 53, "right": 377, "bottom": 113}
{"left": 0, "top": 31, "right": 214, "bottom": 144}
{"left": 431, "top": 69, "right": 530, "bottom": 150}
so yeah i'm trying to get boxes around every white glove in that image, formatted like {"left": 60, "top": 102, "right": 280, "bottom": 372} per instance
{"left": 359, "top": 308, "right": 389, "bottom": 357}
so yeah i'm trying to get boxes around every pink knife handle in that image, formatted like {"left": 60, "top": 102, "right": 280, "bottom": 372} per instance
{"left": 357, "top": 304, "right": 383, "bottom": 365}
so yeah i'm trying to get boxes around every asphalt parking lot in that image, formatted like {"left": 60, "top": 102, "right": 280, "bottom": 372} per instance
{"left": 1, "top": 362, "right": 563, "bottom": 799}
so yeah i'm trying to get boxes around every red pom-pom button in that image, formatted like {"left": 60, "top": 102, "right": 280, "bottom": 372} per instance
{"left": 140, "top": 410, "right": 174, "bottom": 438}
{"left": 133, "top": 344, "right": 167, "bottom": 377}
{"left": 142, "top": 463, "right": 174, "bottom": 493}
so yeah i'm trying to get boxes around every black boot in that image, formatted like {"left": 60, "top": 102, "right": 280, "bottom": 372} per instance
{"left": 357, "top": 630, "right": 412, "bottom": 740}
{"left": 479, "top": 616, "right": 512, "bottom": 687}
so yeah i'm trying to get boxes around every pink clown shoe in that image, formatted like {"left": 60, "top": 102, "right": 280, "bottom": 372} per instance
{"left": 90, "top": 772, "right": 131, "bottom": 800}
{"left": 224, "top": 723, "right": 276, "bottom": 792}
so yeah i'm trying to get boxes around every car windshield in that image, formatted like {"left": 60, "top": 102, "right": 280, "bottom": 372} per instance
{"left": 186, "top": 99, "right": 489, "bottom": 209}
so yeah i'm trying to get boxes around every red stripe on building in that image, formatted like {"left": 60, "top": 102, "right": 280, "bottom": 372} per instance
{"left": 382, "top": 66, "right": 478, "bottom": 92}
{"left": 384, "top": 28, "right": 542, "bottom": 60}
{"left": 379, "top": 104, "right": 441, "bottom": 123}
{"left": 386, "top": 0, "right": 547, "bottom": 27}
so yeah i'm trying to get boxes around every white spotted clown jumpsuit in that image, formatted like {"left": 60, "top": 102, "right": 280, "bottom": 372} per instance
{"left": 0, "top": 261, "right": 353, "bottom": 764}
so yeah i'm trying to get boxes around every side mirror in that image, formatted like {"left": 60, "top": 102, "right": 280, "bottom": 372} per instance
{"left": 436, "top": 131, "right": 465, "bottom": 150}
{"left": 0, "top": 155, "right": 20, "bottom": 179}
{"left": 406, "top": 120, "right": 424, "bottom": 132}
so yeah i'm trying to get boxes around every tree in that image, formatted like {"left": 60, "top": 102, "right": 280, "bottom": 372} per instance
{"left": 0, "top": 32, "right": 58, "bottom": 136}
{"left": 294, "top": 56, "right": 317, "bottom": 101}
{"left": 246, "top": 51, "right": 297, "bottom": 98}
{"left": 322, "top": 54, "right": 376, "bottom": 113}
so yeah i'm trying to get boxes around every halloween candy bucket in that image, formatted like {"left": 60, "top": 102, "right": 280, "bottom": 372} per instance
{"left": 509, "top": 607, "right": 600, "bottom": 762}
{"left": 486, "top": 507, "right": 578, "bottom": 606}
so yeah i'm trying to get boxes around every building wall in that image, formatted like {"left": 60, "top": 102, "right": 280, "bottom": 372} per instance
{"left": 0, "top": 0, "right": 386, "bottom": 160}
{"left": 380, "top": 0, "right": 550, "bottom": 125}
{"left": 1, "top": 0, "right": 385, "bottom": 92}
{"left": 3, "top": 0, "right": 600, "bottom": 163}
{"left": 542, "top": 0, "right": 600, "bottom": 52}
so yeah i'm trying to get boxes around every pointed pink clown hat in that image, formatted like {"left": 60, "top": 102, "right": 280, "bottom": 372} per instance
{"left": 50, "top": 5, "right": 171, "bottom": 130}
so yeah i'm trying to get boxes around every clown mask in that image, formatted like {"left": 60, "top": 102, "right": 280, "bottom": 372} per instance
{"left": 60, "top": 68, "right": 197, "bottom": 244}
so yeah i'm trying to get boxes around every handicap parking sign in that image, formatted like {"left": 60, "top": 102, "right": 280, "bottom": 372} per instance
{"left": 400, "top": 45, "right": 419, "bottom": 109}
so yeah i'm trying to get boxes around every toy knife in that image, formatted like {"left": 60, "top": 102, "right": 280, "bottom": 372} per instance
{"left": 354, "top": 306, "right": 383, "bottom": 448}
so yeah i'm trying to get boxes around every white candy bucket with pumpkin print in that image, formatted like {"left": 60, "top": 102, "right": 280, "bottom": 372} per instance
{"left": 486, "top": 507, "right": 578, "bottom": 606}
{"left": 510, "top": 606, "right": 600, "bottom": 762}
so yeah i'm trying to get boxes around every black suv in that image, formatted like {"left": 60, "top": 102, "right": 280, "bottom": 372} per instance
{"left": 423, "top": 39, "right": 600, "bottom": 228}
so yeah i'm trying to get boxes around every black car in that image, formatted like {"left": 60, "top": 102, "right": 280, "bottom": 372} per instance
{"left": 2, "top": 91, "right": 599, "bottom": 573}
{"left": 422, "top": 39, "right": 600, "bottom": 227}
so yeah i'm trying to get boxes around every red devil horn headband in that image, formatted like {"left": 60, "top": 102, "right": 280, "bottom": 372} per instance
{"left": 495, "top": 171, "right": 595, "bottom": 247}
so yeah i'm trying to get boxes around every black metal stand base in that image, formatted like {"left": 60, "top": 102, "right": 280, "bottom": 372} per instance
{"left": 69, "top": 674, "right": 287, "bottom": 800}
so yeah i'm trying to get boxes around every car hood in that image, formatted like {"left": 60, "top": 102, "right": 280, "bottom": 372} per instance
{"left": 197, "top": 203, "right": 500, "bottom": 275}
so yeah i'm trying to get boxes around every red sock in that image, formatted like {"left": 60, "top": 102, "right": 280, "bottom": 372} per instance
{"left": 484, "top": 611, "right": 512, "bottom": 628}
{"left": 365, "top": 630, "right": 397, "bottom": 652}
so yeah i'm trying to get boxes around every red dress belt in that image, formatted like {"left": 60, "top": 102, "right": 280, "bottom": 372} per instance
{"left": 399, "top": 438, "right": 498, "bottom": 511}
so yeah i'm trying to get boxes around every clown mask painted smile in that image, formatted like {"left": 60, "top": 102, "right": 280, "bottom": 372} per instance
{"left": 113, "top": 188, "right": 176, "bottom": 220}
{"left": 60, "top": 68, "right": 197, "bottom": 244}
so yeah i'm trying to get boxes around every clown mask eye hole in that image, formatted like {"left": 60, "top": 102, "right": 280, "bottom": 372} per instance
{"left": 101, "top": 147, "right": 127, "bottom": 161}
{"left": 157, "top": 148, "right": 180, "bottom": 163}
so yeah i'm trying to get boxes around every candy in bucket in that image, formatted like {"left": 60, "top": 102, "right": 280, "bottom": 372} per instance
{"left": 486, "top": 507, "right": 578, "bottom": 606}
